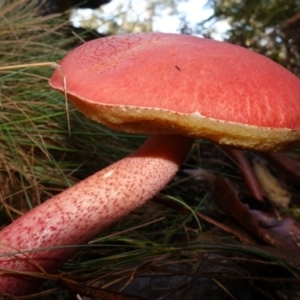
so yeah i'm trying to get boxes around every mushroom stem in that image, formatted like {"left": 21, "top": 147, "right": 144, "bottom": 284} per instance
{"left": 0, "top": 134, "right": 194, "bottom": 295}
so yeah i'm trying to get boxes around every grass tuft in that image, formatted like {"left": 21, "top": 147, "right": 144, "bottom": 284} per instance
{"left": 0, "top": 0, "right": 140, "bottom": 219}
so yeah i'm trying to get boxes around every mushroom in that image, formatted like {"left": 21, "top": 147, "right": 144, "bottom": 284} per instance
{"left": 0, "top": 32, "right": 300, "bottom": 295}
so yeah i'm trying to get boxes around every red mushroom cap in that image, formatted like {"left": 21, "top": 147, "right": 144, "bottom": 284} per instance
{"left": 49, "top": 33, "right": 300, "bottom": 151}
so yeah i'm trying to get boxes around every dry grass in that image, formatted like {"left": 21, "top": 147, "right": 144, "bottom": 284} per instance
{"left": 0, "top": 0, "right": 139, "bottom": 220}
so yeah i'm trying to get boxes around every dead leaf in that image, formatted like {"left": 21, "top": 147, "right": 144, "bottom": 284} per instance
{"left": 225, "top": 148, "right": 266, "bottom": 202}
{"left": 252, "top": 160, "right": 291, "bottom": 209}
{"left": 263, "top": 153, "right": 300, "bottom": 185}
{"left": 212, "top": 176, "right": 300, "bottom": 250}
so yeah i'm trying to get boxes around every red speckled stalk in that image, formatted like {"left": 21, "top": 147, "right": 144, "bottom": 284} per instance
{"left": 0, "top": 134, "right": 194, "bottom": 295}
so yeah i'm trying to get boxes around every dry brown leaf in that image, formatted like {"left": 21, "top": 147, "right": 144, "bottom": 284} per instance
{"left": 263, "top": 153, "right": 300, "bottom": 185}
{"left": 212, "top": 177, "right": 300, "bottom": 250}
{"left": 252, "top": 160, "right": 291, "bottom": 209}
